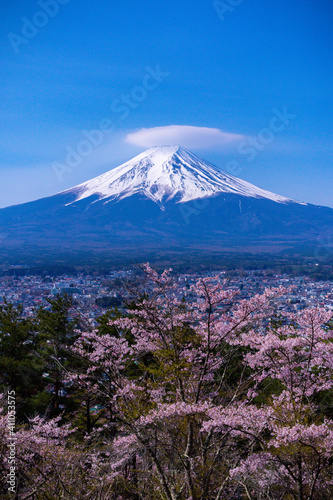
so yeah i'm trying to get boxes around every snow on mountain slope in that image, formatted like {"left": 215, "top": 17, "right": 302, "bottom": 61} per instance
{"left": 65, "top": 146, "right": 302, "bottom": 207}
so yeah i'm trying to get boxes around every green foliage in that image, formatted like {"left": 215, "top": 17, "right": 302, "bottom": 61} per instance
{"left": 0, "top": 301, "right": 44, "bottom": 420}
{"left": 0, "top": 295, "right": 86, "bottom": 420}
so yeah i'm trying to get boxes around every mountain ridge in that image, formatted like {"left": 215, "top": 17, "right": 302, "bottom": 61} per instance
{"left": 0, "top": 146, "right": 331, "bottom": 257}
{"left": 60, "top": 146, "right": 301, "bottom": 208}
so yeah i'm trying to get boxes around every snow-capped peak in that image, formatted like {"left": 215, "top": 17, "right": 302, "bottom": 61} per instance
{"left": 66, "top": 146, "right": 300, "bottom": 207}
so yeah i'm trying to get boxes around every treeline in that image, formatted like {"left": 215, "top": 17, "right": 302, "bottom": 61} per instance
{"left": 1, "top": 270, "right": 333, "bottom": 499}
{"left": 1, "top": 249, "right": 333, "bottom": 280}
{"left": 0, "top": 295, "right": 120, "bottom": 426}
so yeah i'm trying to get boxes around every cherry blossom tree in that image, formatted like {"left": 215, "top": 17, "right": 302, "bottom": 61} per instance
{"left": 1, "top": 266, "right": 332, "bottom": 499}
{"left": 0, "top": 392, "right": 117, "bottom": 499}
{"left": 69, "top": 265, "right": 288, "bottom": 499}
{"left": 228, "top": 307, "right": 333, "bottom": 499}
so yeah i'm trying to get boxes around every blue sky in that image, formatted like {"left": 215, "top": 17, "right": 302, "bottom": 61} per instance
{"left": 1, "top": 0, "right": 332, "bottom": 208}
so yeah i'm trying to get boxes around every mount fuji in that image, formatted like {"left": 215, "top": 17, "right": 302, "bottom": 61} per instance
{"left": 0, "top": 146, "right": 332, "bottom": 256}
{"left": 65, "top": 145, "right": 293, "bottom": 206}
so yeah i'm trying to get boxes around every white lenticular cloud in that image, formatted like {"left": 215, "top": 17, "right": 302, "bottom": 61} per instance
{"left": 125, "top": 125, "right": 245, "bottom": 150}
